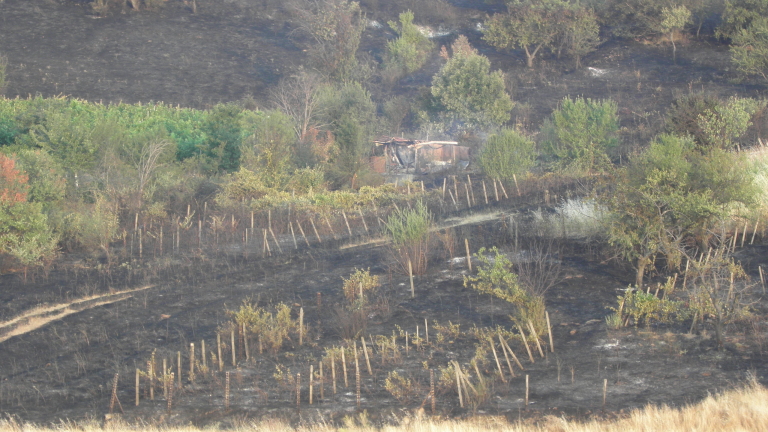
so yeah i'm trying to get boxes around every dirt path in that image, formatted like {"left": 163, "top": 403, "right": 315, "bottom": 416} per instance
{"left": 0, "top": 285, "right": 153, "bottom": 343}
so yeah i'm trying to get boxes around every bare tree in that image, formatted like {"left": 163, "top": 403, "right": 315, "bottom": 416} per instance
{"left": 514, "top": 239, "right": 564, "bottom": 298}
{"left": 270, "top": 70, "right": 327, "bottom": 141}
{"left": 132, "top": 137, "right": 173, "bottom": 209}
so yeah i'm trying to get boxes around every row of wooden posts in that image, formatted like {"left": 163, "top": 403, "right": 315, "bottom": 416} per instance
{"left": 119, "top": 307, "right": 558, "bottom": 414}
{"left": 123, "top": 175, "right": 530, "bottom": 260}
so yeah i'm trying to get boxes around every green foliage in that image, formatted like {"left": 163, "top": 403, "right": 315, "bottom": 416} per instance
{"left": 231, "top": 301, "right": 297, "bottom": 355}
{"left": 384, "top": 200, "right": 432, "bottom": 274}
{"left": 731, "top": 17, "right": 768, "bottom": 82}
{"left": 384, "top": 11, "right": 434, "bottom": 79}
{"left": 14, "top": 149, "right": 65, "bottom": 208}
{"left": 241, "top": 110, "right": 296, "bottom": 189}
{"left": 62, "top": 194, "right": 119, "bottom": 255}
{"left": 26, "top": 101, "right": 103, "bottom": 174}
{"left": 604, "top": 134, "right": 758, "bottom": 287}
{"left": 201, "top": 103, "right": 244, "bottom": 173}
{"left": 610, "top": 288, "right": 690, "bottom": 327}
{"left": 477, "top": 129, "right": 537, "bottom": 181}
{"left": 341, "top": 268, "right": 380, "bottom": 303}
{"left": 717, "top": 0, "right": 768, "bottom": 40}
{"left": 384, "top": 371, "right": 416, "bottom": 404}
{"left": 697, "top": 97, "right": 759, "bottom": 150}
{"left": 0, "top": 155, "right": 57, "bottom": 271}
{"left": 464, "top": 247, "right": 547, "bottom": 332}
{"left": 431, "top": 36, "right": 513, "bottom": 127}
{"left": 657, "top": 5, "right": 691, "bottom": 59}
{"left": 543, "top": 96, "right": 619, "bottom": 175}
{"left": 464, "top": 247, "right": 524, "bottom": 305}
{"left": 483, "top": 0, "right": 564, "bottom": 68}
{"left": 665, "top": 93, "right": 720, "bottom": 147}
{"left": 563, "top": 6, "right": 601, "bottom": 68}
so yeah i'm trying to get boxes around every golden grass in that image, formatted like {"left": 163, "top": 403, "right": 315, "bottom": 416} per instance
{"left": 1, "top": 381, "right": 766, "bottom": 432}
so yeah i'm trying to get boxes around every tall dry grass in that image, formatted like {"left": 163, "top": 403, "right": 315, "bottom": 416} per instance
{"left": 1, "top": 381, "right": 766, "bottom": 432}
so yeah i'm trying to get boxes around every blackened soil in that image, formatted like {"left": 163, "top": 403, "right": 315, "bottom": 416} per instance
{"left": 0, "top": 214, "right": 766, "bottom": 427}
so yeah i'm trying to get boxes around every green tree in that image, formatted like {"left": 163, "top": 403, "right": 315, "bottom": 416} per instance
{"left": 242, "top": 110, "right": 296, "bottom": 189}
{"left": 201, "top": 104, "right": 244, "bottom": 173}
{"left": 730, "top": 17, "right": 768, "bottom": 82}
{"left": 656, "top": 5, "right": 692, "bottom": 60}
{"left": 0, "top": 155, "right": 57, "bottom": 279}
{"left": 716, "top": 0, "right": 768, "bottom": 41}
{"left": 384, "top": 10, "right": 434, "bottom": 79}
{"left": 294, "top": 0, "right": 365, "bottom": 81}
{"left": 483, "top": 0, "right": 564, "bottom": 68}
{"left": 697, "top": 96, "right": 759, "bottom": 150}
{"left": 543, "top": 96, "right": 619, "bottom": 175}
{"left": 14, "top": 149, "right": 66, "bottom": 209}
{"left": 604, "top": 134, "right": 757, "bottom": 288}
{"left": 563, "top": 6, "right": 601, "bottom": 69}
{"left": 478, "top": 129, "right": 537, "bottom": 181}
{"left": 431, "top": 36, "right": 513, "bottom": 127}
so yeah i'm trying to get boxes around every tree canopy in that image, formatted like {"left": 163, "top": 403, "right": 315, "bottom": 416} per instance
{"left": 431, "top": 36, "right": 514, "bottom": 128}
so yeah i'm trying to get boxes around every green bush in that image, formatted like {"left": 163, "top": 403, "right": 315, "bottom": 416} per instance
{"left": 542, "top": 96, "right": 619, "bottom": 175}
{"left": 384, "top": 200, "right": 432, "bottom": 275}
{"left": 232, "top": 301, "right": 297, "bottom": 356}
{"left": 477, "top": 129, "right": 536, "bottom": 181}
{"left": 463, "top": 247, "right": 546, "bottom": 334}
{"left": 384, "top": 11, "right": 434, "bottom": 80}
{"left": 431, "top": 36, "right": 513, "bottom": 128}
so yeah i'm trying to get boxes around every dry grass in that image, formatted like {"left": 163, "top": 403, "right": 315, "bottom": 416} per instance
{"left": 1, "top": 381, "right": 767, "bottom": 431}
{"left": 0, "top": 285, "right": 153, "bottom": 344}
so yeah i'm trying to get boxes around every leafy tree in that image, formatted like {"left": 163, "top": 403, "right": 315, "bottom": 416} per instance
{"left": 656, "top": 5, "right": 692, "bottom": 60}
{"left": 26, "top": 102, "right": 102, "bottom": 177}
{"left": 562, "top": 6, "right": 601, "bottom": 69}
{"left": 716, "top": 0, "right": 768, "bottom": 41}
{"left": 293, "top": 0, "right": 365, "bottom": 81}
{"left": 0, "top": 155, "right": 57, "bottom": 279}
{"left": 201, "top": 104, "right": 244, "bottom": 173}
{"left": 477, "top": 129, "right": 537, "bottom": 181}
{"left": 241, "top": 110, "right": 296, "bottom": 189}
{"left": 319, "top": 81, "right": 377, "bottom": 188}
{"left": 730, "top": 17, "right": 768, "bottom": 83}
{"left": 14, "top": 149, "right": 66, "bottom": 209}
{"left": 384, "top": 10, "right": 434, "bottom": 79}
{"left": 697, "top": 96, "right": 759, "bottom": 150}
{"left": 665, "top": 92, "right": 720, "bottom": 147}
{"left": 327, "top": 113, "right": 370, "bottom": 189}
{"left": 483, "top": 0, "right": 565, "bottom": 68}
{"left": 431, "top": 36, "right": 513, "bottom": 127}
{"left": 603, "top": 134, "right": 757, "bottom": 288}
{"left": 543, "top": 96, "right": 619, "bottom": 175}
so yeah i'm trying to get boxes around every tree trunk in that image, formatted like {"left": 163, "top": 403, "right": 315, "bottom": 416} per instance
{"left": 636, "top": 257, "right": 648, "bottom": 289}
{"left": 524, "top": 47, "right": 534, "bottom": 68}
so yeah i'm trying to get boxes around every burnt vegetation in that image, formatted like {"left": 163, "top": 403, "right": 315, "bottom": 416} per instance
{"left": 0, "top": 0, "right": 767, "bottom": 428}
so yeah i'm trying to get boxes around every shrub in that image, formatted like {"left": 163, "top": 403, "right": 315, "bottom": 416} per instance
{"left": 231, "top": 301, "right": 296, "bottom": 355}
{"left": 477, "top": 129, "right": 537, "bottom": 181}
{"left": 384, "top": 371, "right": 419, "bottom": 404}
{"left": 542, "top": 96, "right": 619, "bottom": 175}
{"left": 384, "top": 10, "right": 434, "bottom": 80}
{"left": 341, "top": 268, "right": 380, "bottom": 303}
{"left": 384, "top": 200, "right": 432, "bottom": 275}
{"left": 464, "top": 247, "right": 546, "bottom": 334}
